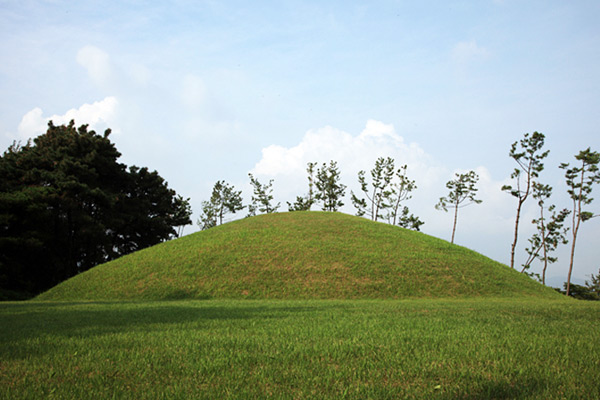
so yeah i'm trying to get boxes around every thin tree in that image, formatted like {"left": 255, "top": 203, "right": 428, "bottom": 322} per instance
{"left": 288, "top": 162, "right": 317, "bottom": 211}
{"left": 435, "top": 171, "right": 482, "bottom": 244}
{"left": 314, "top": 160, "right": 346, "bottom": 212}
{"left": 386, "top": 164, "right": 423, "bottom": 230}
{"left": 502, "top": 132, "right": 549, "bottom": 269}
{"left": 247, "top": 173, "right": 280, "bottom": 216}
{"left": 521, "top": 182, "right": 570, "bottom": 284}
{"left": 197, "top": 181, "right": 243, "bottom": 230}
{"left": 351, "top": 157, "right": 395, "bottom": 220}
{"left": 559, "top": 148, "right": 600, "bottom": 296}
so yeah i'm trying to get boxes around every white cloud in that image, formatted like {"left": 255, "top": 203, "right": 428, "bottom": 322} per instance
{"left": 17, "top": 108, "right": 47, "bottom": 141}
{"left": 17, "top": 96, "right": 118, "bottom": 140}
{"left": 251, "top": 120, "right": 445, "bottom": 218}
{"left": 76, "top": 45, "right": 112, "bottom": 84}
{"left": 253, "top": 119, "right": 436, "bottom": 178}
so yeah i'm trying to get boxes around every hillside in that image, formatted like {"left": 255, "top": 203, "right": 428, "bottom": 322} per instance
{"left": 36, "top": 212, "right": 561, "bottom": 301}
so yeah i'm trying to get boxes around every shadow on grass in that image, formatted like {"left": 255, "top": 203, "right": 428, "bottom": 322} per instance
{"left": 437, "top": 376, "right": 548, "bottom": 400}
{"left": 0, "top": 300, "right": 338, "bottom": 347}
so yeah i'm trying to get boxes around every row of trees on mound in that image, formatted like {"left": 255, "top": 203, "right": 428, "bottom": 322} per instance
{"left": 198, "top": 158, "right": 483, "bottom": 240}
{"left": 501, "top": 132, "right": 599, "bottom": 295}
{"left": 199, "top": 134, "right": 598, "bottom": 297}
{"left": 0, "top": 121, "right": 192, "bottom": 299}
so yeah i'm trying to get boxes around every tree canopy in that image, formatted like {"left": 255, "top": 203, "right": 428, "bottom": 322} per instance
{"left": 0, "top": 121, "right": 192, "bottom": 299}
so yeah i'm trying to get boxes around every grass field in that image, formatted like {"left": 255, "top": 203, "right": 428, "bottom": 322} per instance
{"left": 1, "top": 298, "right": 599, "bottom": 399}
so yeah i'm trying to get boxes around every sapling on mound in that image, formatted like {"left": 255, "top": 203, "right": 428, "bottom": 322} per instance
{"left": 559, "top": 148, "right": 600, "bottom": 296}
{"left": 288, "top": 162, "right": 317, "bottom": 211}
{"left": 386, "top": 165, "right": 423, "bottom": 231}
{"left": 247, "top": 173, "right": 280, "bottom": 216}
{"left": 502, "top": 131, "right": 549, "bottom": 269}
{"left": 314, "top": 160, "right": 346, "bottom": 212}
{"left": 198, "top": 181, "right": 243, "bottom": 229}
{"left": 351, "top": 156, "right": 395, "bottom": 221}
{"left": 521, "top": 182, "right": 570, "bottom": 285}
{"left": 435, "top": 171, "right": 482, "bottom": 244}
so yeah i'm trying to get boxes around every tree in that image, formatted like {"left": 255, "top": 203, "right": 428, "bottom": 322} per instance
{"left": 520, "top": 182, "right": 570, "bottom": 285}
{"left": 197, "top": 181, "right": 243, "bottom": 230}
{"left": 247, "top": 173, "right": 280, "bottom": 216}
{"left": 502, "top": 132, "right": 549, "bottom": 269}
{"left": 174, "top": 195, "right": 193, "bottom": 237}
{"left": 114, "top": 166, "right": 193, "bottom": 254}
{"left": 559, "top": 282, "right": 599, "bottom": 301}
{"left": 559, "top": 148, "right": 600, "bottom": 296}
{"left": 585, "top": 268, "right": 600, "bottom": 300}
{"left": 0, "top": 121, "right": 192, "bottom": 299}
{"left": 314, "top": 161, "right": 346, "bottom": 212}
{"left": 350, "top": 157, "right": 395, "bottom": 221}
{"left": 288, "top": 162, "right": 316, "bottom": 211}
{"left": 435, "top": 171, "right": 482, "bottom": 244}
{"left": 394, "top": 206, "right": 425, "bottom": 231}
{"left": 385, "top": 165, "right": 423, "bottom": 230}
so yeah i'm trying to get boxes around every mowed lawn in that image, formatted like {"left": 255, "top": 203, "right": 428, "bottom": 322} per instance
{"left": 1, "top": 298, "right": 599, "bottom": 399}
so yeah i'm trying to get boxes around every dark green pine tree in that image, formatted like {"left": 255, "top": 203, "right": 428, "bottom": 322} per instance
{"left": 0, "top": 121, "right": 192, "bottom": 299}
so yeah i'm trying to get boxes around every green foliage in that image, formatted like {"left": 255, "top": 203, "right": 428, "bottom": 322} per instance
{"left": 314, "top": 161, "right": 346, "bottom": 212}
{"left": 197, "top": 180, "right": 243, "bottom": 229}
{"left": 1, "top": 299, "right": 599, "bottom": 399}
{"left": 502, "top": 131, "right": 549, "bottom": 269}
{"left": 247, "top": 173, "right": 280, "bottom": 216}
{"left": 558, "top": 282, "right": 600, "bottom": 301}
{"left": 521, "top": 182, "right": 570, "bottom": 284}
{"left": 0, "top": 121, "right": 191, "bottom": 299}
{"left": 394, "top": 205, "right": 425, "bottom": 231}
{"left": 288, "top": 162, "right": 316, "bottom": 211}
{"left": 37, "top": 212, "right": 560, "bottom": 301}
{"left": 501, "top": 132, "right": 548, "bottom": 199}
{"left": 350, "top": 158, "right": 422, "bottom": 230}
{"left": 435, "top": 170, "right": 482, "bottom": 243}
{"left": 386, "top": 164, "right": 422, "bottom": 230}
{"left": 351, "top": 156, "right": 395, "bottom": 220}
{"left": 559, "top": 148, "right": 600, "bottom": 295}
{"left": 173, "top": 195, "right": 193, "bottom": 237}
{"left": 586, "top": 268, "right": 600, "bottom": 297}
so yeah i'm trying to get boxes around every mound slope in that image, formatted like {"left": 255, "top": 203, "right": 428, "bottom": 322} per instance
{"left": 37, "top": 212, "right": 560, "bottom": 300}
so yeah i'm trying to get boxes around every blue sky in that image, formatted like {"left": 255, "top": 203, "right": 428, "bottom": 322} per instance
{"left": 1, "top": 0, "right": 599, "bottom": 286}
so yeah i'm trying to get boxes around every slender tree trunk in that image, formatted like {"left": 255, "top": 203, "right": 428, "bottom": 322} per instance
{"left": 510, "top": 199, "right": 524, "bottom": 269}
{"left": 540, "top": 207, "right": 548, "bottom": 285}
{"left": 566, "top": 172, "right": 584, "bottom": 296}
{"left": 451, "top": 206, "right": 458, "bottom": 244}
{"left": 566, "top": 219, "right": 579, "bottom": 296}
{"left": 392, "top": 196, "right": 401, "bottom": 226}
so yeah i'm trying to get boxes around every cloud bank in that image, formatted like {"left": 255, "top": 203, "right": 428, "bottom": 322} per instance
{"left": 17, "top": 96, "right": 118, "bottom": 140}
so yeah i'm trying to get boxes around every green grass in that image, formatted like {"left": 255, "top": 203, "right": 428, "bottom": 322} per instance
{"left": 1, "top": 298, "right": 599, "bottom": 399}
{"left": 36, "top": 212, "right": 560, "bottom": 301}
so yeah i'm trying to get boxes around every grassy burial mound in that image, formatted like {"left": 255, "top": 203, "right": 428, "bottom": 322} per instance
{"left": 37, "top": 212, "right": 560, "bottom": 301}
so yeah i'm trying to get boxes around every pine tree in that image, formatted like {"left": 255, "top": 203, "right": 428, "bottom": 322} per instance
{"left": 435, "top": 171, "right": 482, "bottom": 244}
